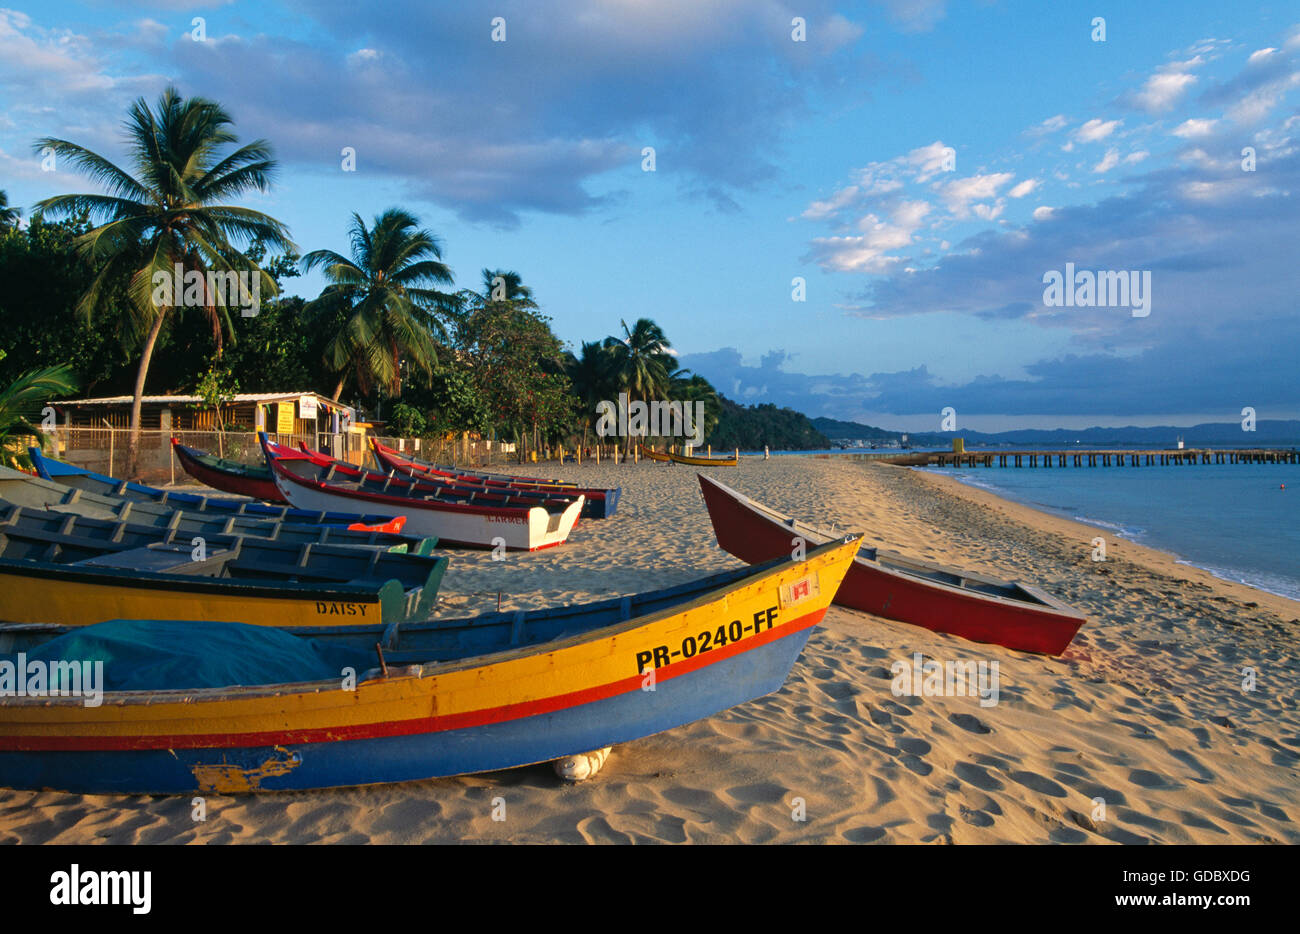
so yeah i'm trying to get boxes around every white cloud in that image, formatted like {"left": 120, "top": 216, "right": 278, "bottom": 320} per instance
{"left": 1125, "top": 150, "right": 1150, "bottom": 164}
{"left": 1028, "top": 114, "right": 1068, "bottom": 136}
{"left": 1173, "top": 118, "right": 1217, "bottom": 138}
{"left": 1092, "top": 148, "right": 1120, "bottom": 173}
{"left": 1248, "top": 47, "right": 1278, "bottom": 65}
{"left": 907, "top": 140, "right": 954, "bottom": 182}
{"left": 802, "top": 185, "right": 860, "bottom": 221}
{"left": 1132, "top": 71, "right": 1197, "bottom": 112}
{"left": 807, "top": 199, "right": 931, "bottom": 272}
{"left": 1073, "top": 118, "right": 1121, "bottom": 143}
{"left": 1008, "top": 178, "right": 1038, "bottom": 198}
{"left": 1032, "top": 206, "right": 1055, "bottom": 220}
{"left": 937, "top": 172, "right": 1013, "bottom": 217}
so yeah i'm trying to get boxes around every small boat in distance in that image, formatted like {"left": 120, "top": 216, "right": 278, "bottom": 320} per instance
{"left": 698, "top": 474, "right": 1086, "bottom": 655}
{"left": 171, "top": 438, "right": 285, "bottom": 503}
{"left": 0, "top": 536, "right": 860, "bottom": 793}
{"left": 639, "top": 445, "right": 739, "bottom": 467}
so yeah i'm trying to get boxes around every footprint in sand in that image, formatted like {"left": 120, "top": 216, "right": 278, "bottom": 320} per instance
{"left": 949, "top": 712, "right": 992, "bottom": 734}
{"left": 1127, "top": 768, "right": 1182, "bottom": 790}
{"left": 1009, "top": 771, "right": 1069, "bottom": 797}
{"left": 955, "top": 762, "right": 1004, "bottom": 791}
{"left": 959, "top": 806, "right": 995, "bottom": 827}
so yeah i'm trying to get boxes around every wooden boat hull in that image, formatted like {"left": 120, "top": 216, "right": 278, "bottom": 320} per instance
{"left": 172, "top": 440, "right": 285, "bottom": 503}
{"left": 698, "top": 475, "right": 1086, "bottom": 655}
{"left": 638, "top": 445, "right": 673, "bottom": 463}
{"left": 267, "top": 446, "right": 584, "bottom": 551}
{"left": 0, "top": 537, "right": 859, "bottom": 793}
{"left": 369, "top": 440, "right": 620, "bottom": 519}
{"left": 0, "top": 560, "right": 411, "bottom": 628}
{"left": 370, "top": 439, "right": 580, "bottom": 488}
{"left": 639, "top": 445, "right": 737, "bottom": 467}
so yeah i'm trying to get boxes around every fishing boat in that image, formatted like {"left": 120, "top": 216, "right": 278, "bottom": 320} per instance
{"left": 264, "top": 439, "right": 584, "bottom": 550}
{"left": 0, "top": 506, "right": 449, "bottom": 628}
{"left": 698, "top": 475, "right": 1086, "bottom": 655}
{"left": 171, "top": 438, "right": 285, "bottom": 503}
{"left": 639, "top": 445, "right": 738, "bottom": 467}
{"left": 29, "top": 448, "right": 406, "bottom": 530}
{"left": 0, "top": 466, "right": 433, "bottom": 551}
{"left": 369, "top": 438, "right": 581, "bottom": 489}
{"left": 0, "top": 535, "right": 859, "bottom": 793}
{"left": 638, "top": 445, "right": 673, "bottom": 463}
{"left": 368, "top": 439, "right": 620, "bottom": 519}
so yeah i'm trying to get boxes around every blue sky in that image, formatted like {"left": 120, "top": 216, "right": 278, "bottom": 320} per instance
{"left": 2, "top": 0, "right": 1297, "bottom": 430}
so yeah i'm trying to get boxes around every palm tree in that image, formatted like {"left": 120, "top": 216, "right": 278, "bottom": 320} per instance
{"left": 669, "top": 369, "right": 722, "bottom": 443}
{"left": 604, "top": 318, "right": 674, "bottom": 452}
{"left": 302, "top": 209, "right": 456, "bottom": 401}
{"left": 32, "top": 86, "right": 293, "bottom": 476}
{"left": 0, "top": 190, "right": 19, "bottom": 232}
{"left": 0, "top": 352, "right": 79, "bottom": 469}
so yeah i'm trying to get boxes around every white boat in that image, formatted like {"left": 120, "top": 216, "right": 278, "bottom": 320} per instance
{"left": 265, "top": 446, "right": 584, "bottom": 551}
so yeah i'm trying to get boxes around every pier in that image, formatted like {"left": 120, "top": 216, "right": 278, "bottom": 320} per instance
{"left": 869, "top": 448, "right": 1300, "bottom": 468}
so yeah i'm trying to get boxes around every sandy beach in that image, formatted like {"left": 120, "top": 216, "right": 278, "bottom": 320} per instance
{"left": 2, "top": 455, "right": 1296, "bottom": 844}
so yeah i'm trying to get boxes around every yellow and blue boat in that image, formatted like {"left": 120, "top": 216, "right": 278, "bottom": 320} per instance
{"left": 0, "top": 536, "right": 859, "bottom": 793}
{"left": 0, "top": 503, "right": 449, "bottom": 629}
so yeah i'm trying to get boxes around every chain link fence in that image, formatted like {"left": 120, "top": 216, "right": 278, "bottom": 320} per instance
{"left": 35, "top": 428, "right": 545, "bottom": 484}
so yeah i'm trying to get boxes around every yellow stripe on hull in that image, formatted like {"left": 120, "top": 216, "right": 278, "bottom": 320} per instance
{"left": 0, "top": 538, "right": 861, "bottom": 743}
{"left": 0, "top": 567, "right": 390, "bottom": 629}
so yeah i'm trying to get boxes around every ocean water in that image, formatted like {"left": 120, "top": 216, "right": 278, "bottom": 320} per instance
{"left": 919, "top": 463, "right": 1300, "bottom": 601}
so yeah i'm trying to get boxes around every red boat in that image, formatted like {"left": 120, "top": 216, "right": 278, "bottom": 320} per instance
{"left": 698, "top": 474, "right": 1087, "bottom": 655}
{"left": 369, "top": 439, "right": 620, "bottom": 519}
{"left": 172, "top": 438, "right": 287, "bottom": 503}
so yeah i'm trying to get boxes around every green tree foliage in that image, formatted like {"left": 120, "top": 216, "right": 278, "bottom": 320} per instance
{"left": 0, "top": 217, "right": 135, "bottom": 393}
{"left": 0, "top": 190, "right": 20, "bottom": 232}
{"left": 454, "top": 274, "right": 573, "bottom": 451}
{"left": 0, "top": 351, "right": 79, "bottom": 467}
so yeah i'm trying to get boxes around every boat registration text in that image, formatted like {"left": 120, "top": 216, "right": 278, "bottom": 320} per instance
{"left": 635, "top": 606, "right": 778, "bottom": 673}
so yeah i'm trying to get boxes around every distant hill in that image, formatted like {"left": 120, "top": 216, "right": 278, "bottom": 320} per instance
{"left": 811, "top": 418, "right": 1300, "bottom": 447}
{"left": 811, "top": 417, "right": 900, "bottom": 441}
{"left": 708, "top": 398, "right": 830, "bottom": 450}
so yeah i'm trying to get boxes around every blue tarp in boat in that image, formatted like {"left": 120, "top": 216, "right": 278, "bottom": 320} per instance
{"left": 4, "top": 619, "right": 375, "bottom": 692}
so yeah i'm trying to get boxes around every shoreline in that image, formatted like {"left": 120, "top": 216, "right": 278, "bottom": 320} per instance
{"left": 904, "top": 463, "right": 1300, "bottom": 622}
{"left": 913, "top": 463, "right": 1300, "bottom": 605}
{"left": 2, "top": 455, "right": 1296, "bottom": 844}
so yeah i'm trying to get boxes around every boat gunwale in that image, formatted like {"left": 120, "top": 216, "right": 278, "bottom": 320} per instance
{"left": 268, "top": 445, "right": 582, "bottom": 521}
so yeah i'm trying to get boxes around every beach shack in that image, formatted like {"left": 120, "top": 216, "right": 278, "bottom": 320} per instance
{"left": 49, "top": 392, "right": 359, "bottom": 477}
{"left": 53, "top": 391, "right": 354, "bottom": 436}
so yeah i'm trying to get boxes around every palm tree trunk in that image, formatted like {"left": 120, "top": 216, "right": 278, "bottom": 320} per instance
{"left": 126, "top": 310, "right": 168, "bottom": 478}
{"left": 332, "top": 375, "right": 346, "bottom": 402}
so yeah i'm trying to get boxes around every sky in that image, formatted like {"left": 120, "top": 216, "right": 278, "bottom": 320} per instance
{"left": 1, "top": 0, "right": 1297, "bottom": 431}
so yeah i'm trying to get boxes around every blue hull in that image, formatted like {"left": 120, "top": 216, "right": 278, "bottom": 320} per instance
{"left": 29, "top": 448, "right": 399, "bottom": 528}
{"left": 0, "top": 627, "right": 813, "bottom": 794}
